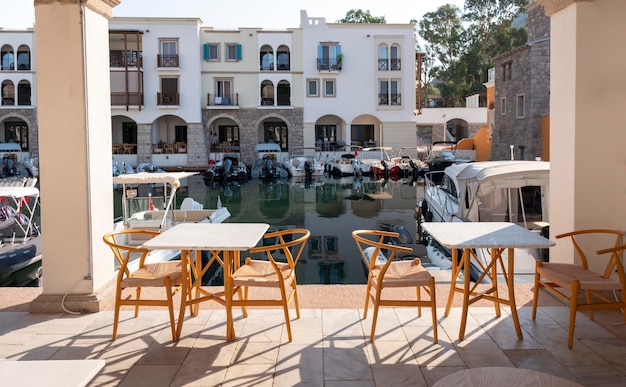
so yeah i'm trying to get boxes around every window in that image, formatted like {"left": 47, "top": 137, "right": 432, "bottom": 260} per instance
{"left": 159, "top": 40, "right": 178, "bottom": 67}
{"left": 159, "top": 77, "right": 179, "bottom": 105}
{"left": 225, "top": 43, "right": 242, "bottom": 61}
{"left": 17, "top": 80, "right": 31, "bottom": 105}
{"left": 390, "top": 45, "right": 400, "bottom": 70}
{"left": 378, "top": 44, "right": 388, "bottom": 70}
{"left": 277, "top": 80, "right": 291, "bottom": 106}
{"left": 0, "top": 45, "right": 13, "bottom": 70}
{"left": 1, "top": 80, "right": 14, "bottom": 105}
{"left": 264, "top": 122, "right": 288, "bottom": 151}
{"left": 378, "top": 79, "right": 400, "bottom": 105}
{"left": 276, "top": 45, "right": 290, "bottom": 70}
{"left": 307, "top": 79, "right": 319, "bottom": 97}
{"left": 260, "top": 45, "right": 274, "bottom": 70}
{"left": 502, "top": 61, "right": 512, "bottom": 81}
{"left": 4, "top": 121, "right": 28, "bottom": 151}
{"left": 315, "top": 125, "right": 337, "bottom": 142}
{"left": 317, "top": 43, "right": 341, "bottom": 71}
{"left": 516, "top": 94, "right": 525, "bottom": 118}
{"left": 174, "top": 125, "right": 187, "bottom": 142}
{"left": 215, "top": 79, "right": 233, "bottom": 105}
{"left": 261, "top": 80, "right": 274, "bottom": 105}
{"left": 203, "top": 43, "right": 220, "bottom": 61}
{"left": 16, "top": 45, "right": 30, "bottom": 71}
{"left": 218, "top": 125, "right": 240, "bottom": 146}
{"left": 500, "top": 97, "right": 506, "bottom": 115}
{"left": 323, "top": 79, "right": 335, "bottom": 97}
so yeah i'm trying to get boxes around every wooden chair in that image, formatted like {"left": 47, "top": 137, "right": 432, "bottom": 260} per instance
{"left": 230, "top": 228, "right": 310, "bottom": 342}
{"left": 103, "top": 229, "right": 190, "bottom": 341}
{"left": 352, "top": 229, "right": 438, "bottom": 343}
{"left": 532, "top": 229, "right": 626, "bottom": 348}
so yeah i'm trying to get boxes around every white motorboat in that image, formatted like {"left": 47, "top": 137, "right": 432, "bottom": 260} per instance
{"left": 360, "top": 146, "right": 400, "bottom": 179}
{"left": 324, "top": 146, "right": 367, "bottom": 177}
{"left": 282, "top": 147, "right": 324, "bottom": 180}
{"left": 112, "top": 171, "right": 231, "bottom": 267}
{"left": 421, "top": 160, "right": 550, "bottom": 274}
{"left": 391, "top": 147, "right": 429, "bottom": 178}
{"left": 0, "top": 186, "right": 42, "bottom": 286}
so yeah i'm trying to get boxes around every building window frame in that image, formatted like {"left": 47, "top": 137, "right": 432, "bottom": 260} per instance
{"left": 500, "top": 97, "right": 507, "bottom": 115}
{"left": 203, "top": 43, "right": 220, "bottom": 61}
{"left": 225, "top": 43, "right": 242, "bottom": 61}
{"left": 516, "top": 94, "right": 525, "bottom": 119}
{"left": 307, "top": 78, "right": 319, "bottom": 97}
{"left": 323, "top": 79, "right": 336, "bottom": 97}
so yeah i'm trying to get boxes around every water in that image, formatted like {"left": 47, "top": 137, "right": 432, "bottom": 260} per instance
{"left": 114, "top": 175, "right": 424, "bottom": 285}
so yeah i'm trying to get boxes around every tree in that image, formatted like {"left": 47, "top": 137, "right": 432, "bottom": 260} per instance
{"left": 338, "top": 9, "right": 386, "bottom": 23}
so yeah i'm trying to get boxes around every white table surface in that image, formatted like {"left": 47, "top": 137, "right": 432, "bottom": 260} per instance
{"left": 421, "top": 222, "right": 554, "bottom": 249}
{"left": 0, "top": 359, "right": 105, "bottom": 387}
{"left": 142, "top": 222, "right": 270, "bottom": 251}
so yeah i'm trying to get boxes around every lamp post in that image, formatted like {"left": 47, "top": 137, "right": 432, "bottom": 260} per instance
{"left": 442, "top": 114, "right": 447, "bottom": 142}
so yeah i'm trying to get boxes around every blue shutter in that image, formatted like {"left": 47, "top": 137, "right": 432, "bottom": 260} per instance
{"left": 203, "top": 43, "right": 209, "bottom": 61}
{"left": 236, "top": 44, "right": 242, "bottom": 61}
{"left": 317, "top": 44, "right": 323, "bottom": 69}
{"left": 336, "top": 45, "right": 341, "bottom": 56}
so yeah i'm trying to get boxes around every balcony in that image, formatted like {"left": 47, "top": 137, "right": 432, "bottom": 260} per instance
{"left": 157, "top": 92, "right": 179, "bottom": 106}
{"left": 317, "top": 58, "right": 342, "bottom": 72}
{"left": 109, "top": 55, "right": 142, "bottom": 68}
{"left": 157, "top": 54, "right": 179, "bottom": 68}
{"left": 111, "top": 92, "right": 144, "bottom": 108}
{"left": 206, "top": 93, "right": 239, "bottom": 107}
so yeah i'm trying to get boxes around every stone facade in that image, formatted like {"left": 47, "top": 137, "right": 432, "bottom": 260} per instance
{"left": 492, "top": 3, "right": 550, "bottom": 161}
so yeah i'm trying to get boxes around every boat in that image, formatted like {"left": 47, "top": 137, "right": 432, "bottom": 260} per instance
{"left": 112, "top": 171, "right": 231, "bottom": 266}
{"left": 425, "top": 141, "right": 474, "bottom": 181}
{"left": 249, "top": 143, "right": 289, "bottom": 180}
{"left": 421, "top": 160, "right": 550, "bottom": 274}
{"left": 324, "top": 146, "right": 367, "bottom": 177}
{"left": 391, "top": 147, "right": 429, "bottom": 178}
{"left": 203, "top": 146, "right": 249, "bottom": 184}
{"left": 0, "top": 186, "right": 42, "bottom": 287}
{"left": 360, "top": 146, "right": 400, "bottom": 179}
{"left": 282, "top": 147, "right": 324, "bottom": 180}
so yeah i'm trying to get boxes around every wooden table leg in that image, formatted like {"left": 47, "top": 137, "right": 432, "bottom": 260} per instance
{"left": 459, "top": 249, "right": 471, "bottom": 340}
{"left": 175, "top": 250, "right": 190, "bottom": 340}
{"left": 445, "top": 248, "right": 460, "bottom": 317}
{"left": 224, "top": 250, "right": 235, "bottom": 341}
{"left": 507, "top": 247, "right": 523, "bottom": 339}
{"left": 492, "top": 248, "right": 501, "bottom": 317}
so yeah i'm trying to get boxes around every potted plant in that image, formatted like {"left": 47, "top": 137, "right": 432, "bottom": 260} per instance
{"left": 335, "top": 53, "right": 343, "bottom": 70}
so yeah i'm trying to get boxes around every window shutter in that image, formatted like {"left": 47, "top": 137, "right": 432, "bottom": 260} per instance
{"left": 236, "top": 44, "right": 242, "bottom": 61}
{"left": 317, "top": 44, "right": 323, "bottom": 61}
{"left": 336, "top": 45, "right": 341, "bottom": 56}
{"left": 203, "top": 43, "right": 209, "bottom": 61}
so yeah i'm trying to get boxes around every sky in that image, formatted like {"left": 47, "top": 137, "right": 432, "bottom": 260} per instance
{"left": 2, "top": 0, "right": 466, "bottom": 30}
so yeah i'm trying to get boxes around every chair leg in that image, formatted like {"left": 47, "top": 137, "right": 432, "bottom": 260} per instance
{"left": 416, "top": 286, "right": 422, "bottom": 317}
{"left": 164, "top": 277, "right": 177, "bottom": 341}
{"left": 237, "top": 286, "right": 248, "bottom": 318}
{"left": 280, "top": 284, "right": 293, "bottom": 342}
{"left": 585, "top": 289, "right": 594, "bottom": 321}
{"left": 135, "top": 287, "right": 142, "bottom": 318}
{"left": 430, "top": 277, "right": 438, "bottom": 344}
{"left": 568, "top": 280, "right": 580, "bottom": 349}
{"left": 363, "top": 276, "right": 373, "bottom": 319}
{"left": 112, "top": 287, "right": 122, "bottom": 340}
{"left": 292, "top": 281, "right": 301, "bottom": 319}
{"left": 370, "top": 286, "right": 383, "bottom": 342}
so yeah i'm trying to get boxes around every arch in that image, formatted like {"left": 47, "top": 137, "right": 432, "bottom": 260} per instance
{"left": 17, "top": 80, "right": 31, "bottom": 105}
{"left": 351, "top": 114, "right": 382, "bottom": 147}
{"left": 1, "top": 44, "right": 14, "bottom": 71}
{"left": 260, "top": 79, "right": 274, "bottom": 106}
{"left": 1, "top": 80, "right": 15, "bottom": 106}
{"left": 111, "top": 115, "right": 137, "bottom": 145}
{"left": 0, "top": 116, "right": 30, "bottom": 151}
{"left": 152, "top": 115, "right": 188, "bottom": 148}
{"left": 259, "top": 44, "right": 274, "bottom": 71}
{"left": 276, "top": 44, "right": 290, "bottom": 71}
{"left": 445, "top": 118, "right": 470, "bottom": 141}
{"left": 17, "top": 45, "right": 31, "bottom": 71}
{"left": 276, "top": 80, "right": 290, "bottom": 106}
{"left": 256, "top": 115, "right": 290, "bottom": 151}
{"left": 378, "top": 43, "right": 388, "bottom": 71}
{"left": 206, "top": 115, "right": 241, "bottom": 150}
{"left": 314, "top": 114, "right": 346, "bottom": 150}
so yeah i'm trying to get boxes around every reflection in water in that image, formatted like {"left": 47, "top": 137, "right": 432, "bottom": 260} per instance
{"left": 116, "top": 175, "right": 423, "bottom": 285}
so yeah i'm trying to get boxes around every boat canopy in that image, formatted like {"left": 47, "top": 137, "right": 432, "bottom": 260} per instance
{"left": 112, "top": 172, "right": 198, "bottom": 189}
{"left": 0, "top": 186, "right": 39, "bottom": 198}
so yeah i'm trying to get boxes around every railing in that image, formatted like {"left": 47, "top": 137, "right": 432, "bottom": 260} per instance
{"left": 390, "top": 93, "right": 401, "bottom": 105}
{"left": 206, "top": 93, "right": 239, "bottom": 106}
{"left": 390, "top": 59, "right": 401, "bottom": 70}
{"left": 317, "top": 58, "right": 342, "bottom": 71}
{"left": 157, "top": 54, "right": 179, "bottom": 68}
{"left": 157, "top": 92, "right": 179, "bottom": 106}
{"left": 111, "top": 92, "right": 144, "bottom": 106}
{"left": 378, "top": 59, "right": 388, "bottom": 71}
{"left": 109, "top": 55, "right": 142, "bottom": 68}
{"left": 378, "top": 93, "right": 402, "bottom": 106}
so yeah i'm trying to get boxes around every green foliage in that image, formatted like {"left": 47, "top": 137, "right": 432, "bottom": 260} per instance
{"left": 338, "top": 9, "right": 386, "bottom": 23}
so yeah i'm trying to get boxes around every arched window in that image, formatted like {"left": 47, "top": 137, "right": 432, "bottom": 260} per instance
{"left": 261, "top": 80, "right": 274, "bottom": 105}
{"left": 390, "top": 44, "right": 401, "bottom": 70}
{"left": 259, "top": 45, "right": 274, "bottom": 71}
{"left": 1, "top": 45, "right": 14, "bottom": 71}
{"left": 1, "top": 80, "right": 15, "bottom": 105}
{"left": 276, "top": 45, "right": 290, "bottom": 71}
{"left": 17, "top": 45, "right": 31, "bottom": 71}
{"left": 277, "top": 80, "right": 290, "bottom": 106}
{"left": 378, "top": 44, "right": 388, "bottom": 70}
{"left": 17, "top": 80, "right": 31, "bottom": 105}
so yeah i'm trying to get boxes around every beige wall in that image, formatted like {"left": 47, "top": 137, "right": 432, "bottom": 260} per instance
{"left": 548, "top": 0, "right": 626, "bottom": 271}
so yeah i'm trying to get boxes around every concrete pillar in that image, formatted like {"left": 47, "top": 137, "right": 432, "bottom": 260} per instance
{"left": 542, "top": 0, "right": 626, "bottom": 271}
{"left": 31, "top": 0, "right": 120, "bottom": 313}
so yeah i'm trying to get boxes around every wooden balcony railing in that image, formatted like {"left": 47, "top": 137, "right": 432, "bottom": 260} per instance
{"left": 111, "top": 92, "right": 144, "bottom": 106}
{"left": 157, "top": 92, "right": 179, "bottom": 106}
{"left": 157, "top": 54, "right": 179, "bottom": 68}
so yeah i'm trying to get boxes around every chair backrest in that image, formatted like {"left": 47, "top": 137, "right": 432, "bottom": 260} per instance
{"left": 248, "top": 228, "right": 310, "bottom": 269}
{"left": 556, "top": 229, "right": 625, "bottom": 277}
{"left": 103, "top": 230, "right": 161, "bottom": 279}
{"left": 352, "top": 230, "right": 414, "bottom": 274}
{"left": 597, "top": 243, "right": 626, "bottom": 283}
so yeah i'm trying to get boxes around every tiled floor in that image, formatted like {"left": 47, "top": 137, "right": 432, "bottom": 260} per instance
{"left": 1, "top": 299, "right": 626, "bottom": 386}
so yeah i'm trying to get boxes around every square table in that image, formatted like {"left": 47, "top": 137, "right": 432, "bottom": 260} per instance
{"left": 142, "top": 222, "right": 269, "bottom": 341}
{"left": 421, "top": 222, "right": 554, "bottom": 340}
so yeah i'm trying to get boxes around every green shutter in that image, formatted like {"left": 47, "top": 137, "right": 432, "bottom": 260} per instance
{"left": 203, "top": 43, "right": 209, "bottom": 61}
{"left": 236, "top": 44, "right": 242, "bottom": 61}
